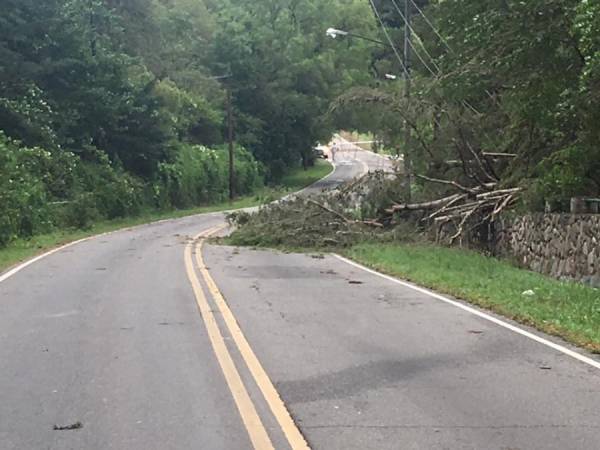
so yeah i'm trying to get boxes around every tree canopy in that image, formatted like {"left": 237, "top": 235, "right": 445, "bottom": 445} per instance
{"left": 331, "top": 0, "right": 600, "bottom": 211}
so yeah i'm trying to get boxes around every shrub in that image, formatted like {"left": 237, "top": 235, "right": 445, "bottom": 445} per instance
{"left": 0, "top": 133, "right": 51, "bottom": 245}
{"left": 531, "top": 145, "right": 600, "bottom": 211}
{"left": 0, "top": 133, "right": 264, "bottom": 248}
{"left": 156, "top": 143, "right": 263, "bottom": 209}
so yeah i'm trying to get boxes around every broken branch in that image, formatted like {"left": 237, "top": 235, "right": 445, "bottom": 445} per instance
{"left": 306, "top": 199, "right": 353, "bottom": 223}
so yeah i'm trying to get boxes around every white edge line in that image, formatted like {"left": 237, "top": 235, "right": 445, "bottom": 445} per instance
{"left": 0, "top": 215, "right": 223, "bottom": 285}
{"left": 0, "top": 237, "right": 91, "bottom": 284}
{"left": 333, "top": 253, "right": 600, "bottom": 371}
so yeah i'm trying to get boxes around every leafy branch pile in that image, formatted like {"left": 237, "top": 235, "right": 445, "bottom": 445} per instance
{"left": 227, "top": 160, "right": 524, "bottom": 248}
{"left": 226, "top": 171, "right": 412, "bottom": 249}
{"left": 387, "top": 173, "right": 522, "bottom": 244}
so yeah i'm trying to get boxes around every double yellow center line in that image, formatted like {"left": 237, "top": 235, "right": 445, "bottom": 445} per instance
{"left": 184, "top": 226, "right": 310, "bottom": 450}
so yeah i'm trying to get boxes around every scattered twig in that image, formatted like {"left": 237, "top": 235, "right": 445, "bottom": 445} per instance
{"left": 306, "top": 199, "right": 352, "bottom": 223}
{"left": 416, "top": 174, "right": 481, "bottom": 194}
{"left": 481, "top": 152, "right": 517, "bottom": 158}
{"left": 53, "top": 422, "right": 83, "bottom": 431}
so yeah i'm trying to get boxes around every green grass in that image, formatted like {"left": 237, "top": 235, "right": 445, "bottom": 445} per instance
{"left": 278, "top": 159, "right": 332, "bottom": 189}
{"left": 0, "top": 160, "right": 332, "bottom": 273}
{"left": 345, "top": 242, "right": 600, "bottom": 353}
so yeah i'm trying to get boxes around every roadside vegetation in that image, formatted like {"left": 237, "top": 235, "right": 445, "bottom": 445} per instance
{"left": 329, "top": 0, "right": 600, "bottom": 239}
{"left": 0, "top": 160, "right": 331, "bottom": 272}
{"left": 0, "top": 0, "right": 373, "bottom": 250}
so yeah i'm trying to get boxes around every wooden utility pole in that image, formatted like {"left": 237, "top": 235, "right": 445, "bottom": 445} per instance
{"left": 226, "top": 88, "right": 235, "bottom": 201}
{"left": 89, "top": 0, "right": 97, "bottom": 57}
{"left": 403, "top": 0, "right": 412, "bottom": 202}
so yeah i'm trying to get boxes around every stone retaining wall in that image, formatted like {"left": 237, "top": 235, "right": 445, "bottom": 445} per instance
{"left": 495, "top": 214, "right": 600, "bottom": 287}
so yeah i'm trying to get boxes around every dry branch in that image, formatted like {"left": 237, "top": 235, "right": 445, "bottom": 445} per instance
{"left": 481, "top": 152, "right": 517, "bottom": 158}
{"left": 387, "top": 194, "right": 462, "bottom": 213}
{"left": 476, "top": 187, "right": 521, "bottom": 199}
{"left": 306, "top": 199, "right": 352, "bottom": 223}
{"left": 423, "top": 194, "right": 468, "bottom": 221}
{"left": 449, "top": 207, "right": 478, "bottom": 243}
{"left": 465, "top": 141, "right": 498, "bottom": 183}
{"left": 415, "top": 174, "right": 483, "bottom": 194}
{"left": 491, "top": 193, "right": 517, "bottom": 221}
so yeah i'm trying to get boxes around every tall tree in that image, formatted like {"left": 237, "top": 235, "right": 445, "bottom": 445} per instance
{"left": 210, "top": 0, "right": 375, "bottom": 178}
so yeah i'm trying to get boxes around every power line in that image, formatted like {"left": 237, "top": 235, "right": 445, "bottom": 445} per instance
{"left": 409, "top": 31, "right": 440, "bottom": 73}
{"left": 407, "top": 35, "right": 439, "bottom": 77}
{"left": 390, "top": 0, "right": 480, "bottom": 119}
{"left": 368, "top": 2, "right": 485, "bottom": 137}
{"left": 408, "top": 0, "right": 454, "bottom": 53}
{"left": 402, "top": 0, "right": 496, "bottom": 111}
{"left": 368, "top": 0, "right": 409, "bottom": 77}
{"left": 389, "top": 0, "right": 440, "bottom": 76}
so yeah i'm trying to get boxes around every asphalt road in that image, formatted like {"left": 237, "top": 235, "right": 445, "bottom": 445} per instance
{"left": 2, "top": 148, "right": 600, "bottom": 450}
{"left": 204, "top": 246, "right": 600, "bottom": 450}
{"left": 0, "top": 152, "right": 369, "bottom": 450}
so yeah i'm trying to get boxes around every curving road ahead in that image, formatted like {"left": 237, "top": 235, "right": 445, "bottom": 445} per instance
{"left": 2, "top": 147, "right": 600, "bottom": 450}
{"left": 0, "top": 151, "right": 374, "bottom": 450}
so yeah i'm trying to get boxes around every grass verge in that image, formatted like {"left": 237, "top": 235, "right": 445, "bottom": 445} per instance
{"left": 345, "top": 242, "right": 600, "bottom": 353}
{"left": 279, "top": 159, "right": 332, "bottom": 189}
{"left": 0, "top": 160, "right": 332, "bottom": 273}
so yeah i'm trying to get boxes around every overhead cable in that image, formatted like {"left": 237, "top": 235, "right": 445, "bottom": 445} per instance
{"left": 389, "top": 0, "right": 440, "bottom": 76}
{"left": 408, "top": 0, "right": 454, "bottom": 53}
{"left": 368, "top": 0, "right": 409, "bottom": 77}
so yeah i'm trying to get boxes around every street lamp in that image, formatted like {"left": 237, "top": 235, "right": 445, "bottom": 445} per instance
{"left": 326, "top": 28, "right": 348, "bottom": 39}
{"left": 325, "top": 27, "right": 391, "bottom": 48}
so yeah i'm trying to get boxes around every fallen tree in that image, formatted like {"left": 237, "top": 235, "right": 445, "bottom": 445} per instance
{"left": 226, "top": 171, "right": 404, "bottom": 248}
{"left": 387, "top": 180, "right": 521, "bottom": 243}
{"left": 226, "top": 166, "right": 522, "bottom": 249}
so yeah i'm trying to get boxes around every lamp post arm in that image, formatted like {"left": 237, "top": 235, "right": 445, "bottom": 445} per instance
{"left": 345, "top": 32, "right": 391, "bottom": 49}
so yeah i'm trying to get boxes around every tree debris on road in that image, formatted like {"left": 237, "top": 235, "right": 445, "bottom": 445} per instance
{"left": 226, "top": 152, "right": 523, "bottom": 249}
{"left": 53, "top": 421, "right": 83, "bottom": 431}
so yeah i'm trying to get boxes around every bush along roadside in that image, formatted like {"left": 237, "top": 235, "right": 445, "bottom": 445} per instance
{"left": 0, "top": 132, "right": 264, "bottom": 247}
{"left": 0, "top": 151, "right": 332, "bottom": 272}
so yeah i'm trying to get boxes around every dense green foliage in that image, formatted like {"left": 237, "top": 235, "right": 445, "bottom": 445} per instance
{"left": 3, "top": 0, "right": 599, "bottom": 247}
{"left": 0, "top": 0, "right": 370, "bottom": 246}
{"left": 211, "top": 0, "right": 374, "bottom": 178}
{"left": 0, "top": 132, "right": 262, "bottom": 245}
{"left": 155, "top": 144, "right": 263, "bottom": 209}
